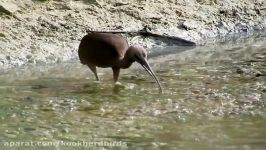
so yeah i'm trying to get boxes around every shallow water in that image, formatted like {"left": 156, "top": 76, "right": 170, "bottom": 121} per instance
{"left": 0, "top": 33, "right": 266, "bottom": 150}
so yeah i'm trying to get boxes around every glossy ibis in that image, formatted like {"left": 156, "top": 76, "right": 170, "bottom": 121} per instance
{"left": 78, "top": 32, "right": 162, "bottom": 93}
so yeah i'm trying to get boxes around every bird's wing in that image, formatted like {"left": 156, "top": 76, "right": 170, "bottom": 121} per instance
{"left": 78, "top": 33, "right": 129, "bottom": 67}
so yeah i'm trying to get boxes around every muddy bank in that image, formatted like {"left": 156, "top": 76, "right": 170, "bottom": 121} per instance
{"left": 0, "top": 0, "right": 265, "bottom": 68}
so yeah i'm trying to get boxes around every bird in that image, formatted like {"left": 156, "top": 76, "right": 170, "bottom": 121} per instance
{"left": 78, "top": 32, "right": 162, "bottom": 93}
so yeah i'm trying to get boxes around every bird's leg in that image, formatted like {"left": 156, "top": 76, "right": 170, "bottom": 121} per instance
{"left": 112, "top": 67, "right": 120, "bottom": 83}
{"left": 87, "top": 64, "right": 99, "bottom": 81}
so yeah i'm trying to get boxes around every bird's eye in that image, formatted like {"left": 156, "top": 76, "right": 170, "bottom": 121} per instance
{"left": 134, "top": 54, "right": 141, "bottom": 61}
{"left": 140, "top": 53, "right": 146, "bottom": 58}
{"left": 143, "top": 53, "right": 147, "bottom": 58}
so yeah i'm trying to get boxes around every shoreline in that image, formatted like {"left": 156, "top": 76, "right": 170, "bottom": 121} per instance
{"left": 0, "top": 30, "right": 265, "bottom": 72}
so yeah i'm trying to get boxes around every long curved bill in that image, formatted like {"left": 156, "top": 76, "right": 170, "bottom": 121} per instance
{"left": 138, "top": 58, "right": 163, "bottom": 93}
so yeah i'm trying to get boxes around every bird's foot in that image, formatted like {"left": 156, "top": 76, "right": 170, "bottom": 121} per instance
{"left": 113, "top": 81, "right": 125, "bottom": 93}
{"left": 114, "top": 81, "right": 125, "bottom": 88}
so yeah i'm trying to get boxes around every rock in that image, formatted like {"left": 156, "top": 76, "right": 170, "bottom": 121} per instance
{"left": 114, "top": 2, "right": 129, "bottom": 7}
{"left": 236, "top": 68, "right": 244, "bottom": 74}
{"left": 181, "top": 20, "right": 200, "bottom": 30}
{"left": 255, "top": 72, "right": 266, "bottom": 77}
{"left": 0, "top": 33, "right": 5, "bottom": 37}
{"left": 0, "top": 2, "right": 19, "bottom": 15}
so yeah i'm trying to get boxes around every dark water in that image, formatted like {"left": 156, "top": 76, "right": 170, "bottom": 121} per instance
{"left": 0, "top": 33, "right": 265, "bottom": 150}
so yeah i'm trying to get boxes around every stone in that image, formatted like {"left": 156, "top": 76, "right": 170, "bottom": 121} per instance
{"left": 0, "top": 2, "right": 19, "bottom": 15}
{"left": 182, "top": 20, "right": 199, "bottom": 30}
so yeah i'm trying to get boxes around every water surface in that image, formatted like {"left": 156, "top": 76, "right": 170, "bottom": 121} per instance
{"left": 0, "top": 33, "right": 265, "bottom": 150}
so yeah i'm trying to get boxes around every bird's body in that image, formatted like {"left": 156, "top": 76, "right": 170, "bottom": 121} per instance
{"left": 79, "top": 33, "right": 129, "bottom": 68}
{"left": 78, "top": 32, "right": 162, "bottom": 92}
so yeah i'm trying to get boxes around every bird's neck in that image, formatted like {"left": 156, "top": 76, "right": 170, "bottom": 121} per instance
{"left": 118, "top": 52, "right": 134, "bottom": 69}
{"left": 119, "top": 58, "right": 134, "bottom": 69}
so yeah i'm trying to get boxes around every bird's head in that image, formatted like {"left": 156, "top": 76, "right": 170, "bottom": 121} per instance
{"left": 127, "top": 45, "right": 147, "bottom": 61}
{"left": 127, "top": 45, "right": 162, "bottom": 93}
